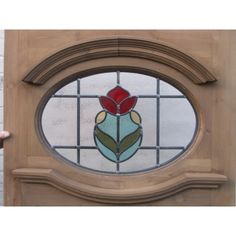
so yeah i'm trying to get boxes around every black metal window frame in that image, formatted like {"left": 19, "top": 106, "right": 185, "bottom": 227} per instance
{"left": 47, "top": 71, "right": 196, "bottom": 174}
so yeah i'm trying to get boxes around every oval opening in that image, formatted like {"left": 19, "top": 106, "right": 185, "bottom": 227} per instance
{"left": 41, "top": 71, "right": 197, "bottom": 173}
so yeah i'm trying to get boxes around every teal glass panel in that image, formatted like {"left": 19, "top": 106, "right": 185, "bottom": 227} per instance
{"left": 94, "top": 126, "right": 116, "bottom": 153}
{"left": 95, "top": 137, "right": 117, "bottom": 162}
{"left": 119, "top": 127, "right": 142, "bottom": 154}
{"left": 119, "top": 137, "right": 142, "bottom": 162}
{"left": 97, "top": 112, "right": 117, "bottom": 140}
{"left": 119, "top": 113, "right": 139, "bottom": 140}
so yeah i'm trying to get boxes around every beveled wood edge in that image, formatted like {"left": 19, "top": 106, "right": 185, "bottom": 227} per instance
{"left": 12, "top": 168, "right": 227, "bottom": 204}
{"left": 22, "top": 37, "right": 217, "bottom": 85}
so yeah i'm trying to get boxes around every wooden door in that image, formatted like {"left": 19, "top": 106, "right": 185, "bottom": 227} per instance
{"left": 3, "top": 30, "right": 236, "bottom": 206}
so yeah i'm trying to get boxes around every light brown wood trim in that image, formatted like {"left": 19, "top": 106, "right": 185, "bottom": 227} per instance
{"left": 12, "top": 168, "right": 227, "bottom": 204}
{"left": 22, "top": 38, "right": 217, "bottom": 85}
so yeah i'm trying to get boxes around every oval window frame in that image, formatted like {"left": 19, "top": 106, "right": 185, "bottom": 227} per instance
{"left": 36, "top": 68, "right": 199, "bottom": 174}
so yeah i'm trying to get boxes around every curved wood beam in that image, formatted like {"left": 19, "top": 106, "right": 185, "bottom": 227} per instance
{"left": 22, "top": 38, "right": 217, "bottom": 85}
{"left": 12, "top": 168, "right": 227, "bottom": 204}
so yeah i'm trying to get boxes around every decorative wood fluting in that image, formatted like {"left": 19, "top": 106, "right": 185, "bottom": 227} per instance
{"left": 22, "top": 38, "right": 217, "bottom": 85}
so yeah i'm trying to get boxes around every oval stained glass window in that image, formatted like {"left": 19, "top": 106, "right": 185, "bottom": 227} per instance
{"left": 41, "top": 72, "right": 197, "bottom": 173}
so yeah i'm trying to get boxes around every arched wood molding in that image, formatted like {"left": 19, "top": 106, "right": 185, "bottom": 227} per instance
{"left": 22, "top": 38, "right": 217, "bottom": 85}
{"left": 12, "top": 168, "right": 227, "bottom": 204}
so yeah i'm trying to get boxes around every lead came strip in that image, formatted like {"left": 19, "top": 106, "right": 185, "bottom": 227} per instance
{"left": 156, "top": 79, "right": 160, "bottom": 165}
{"left": 77, "top": 79, "right": 81, "bottom": 163}
{"left": 116, "top": 71, "right": 120, "bottom": 172}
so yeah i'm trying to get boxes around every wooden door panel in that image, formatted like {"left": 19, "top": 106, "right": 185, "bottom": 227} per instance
{"left": 4, "top": 30, "right": 235, "bottom": 206}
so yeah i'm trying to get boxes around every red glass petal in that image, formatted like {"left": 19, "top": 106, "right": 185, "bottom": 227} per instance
{"left": 119, "top": 96, "right": 137, "bottom": 114}
{"left": 107, "top": 86, "right": 130, "bottom": 104}
{"left": 99, "top": 96, "right": 117, "bottom": 114}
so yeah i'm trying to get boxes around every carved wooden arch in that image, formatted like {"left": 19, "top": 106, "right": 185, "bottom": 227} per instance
{"left": 22, "top": 37, "right": 217, "bottom": 85}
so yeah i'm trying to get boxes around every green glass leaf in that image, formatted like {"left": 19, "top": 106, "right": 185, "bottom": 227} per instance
{"left": 119, "top": 127, "right": 142, "bottom": 154}
{"left": 94, "top": 126, "right": 117, "bottom": 154}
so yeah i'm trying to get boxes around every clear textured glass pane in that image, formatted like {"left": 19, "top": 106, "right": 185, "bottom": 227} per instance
{"left": 55, "top": 149, "right": 77, "bottom": 164}
{"left": 55, "top": 80, "right": 77, "bottom": 95}
{"left": 0, "top": 57, "right": 3, "bottom": 74}
{"left": 80, "top": 149, "right": 116, "bottom": 172}
{"left": 0, "top": 36, "right": 4, "bottom": 56}
{"left": 160, "top": 80, "right": 182, "bottom": 95}
{"left": 135, "top": 98, "right": 156, "bottom": 146}
{"left": 120, "top": 72, "right": 157, "bottom": 95}
{"left": 0, "top": 170, "right": 2, "bottom": 183}
{"left": 0, "top": 75, "right": 3, "bottom": 107}
{"left": 0, "top": 73, "right": 3, "bottom": 87}
{"left": 80, "top": 72, "right": 116, "bottom": 95}
{"left": 80, "top": 98, "right": 101, "bottom": 145}
{"left": 0, "top": 153, "right": 3, "bottom": 166}
{"left": 160, "top": 150, "right": 182, "bottom": 164}
{"left": 42, "top": 98, "right": 77, "bottom": 145}
{"left": 120, "top": 150, "right": 156, "bottom": 172}
{"left": 160, "top": 98, "right": 196, "bottom": 147}
{"left": 0, "top": 122, "right": 2, "bottom": 157}
{"left": 0, "top": 107, "right": 3, "bottom": 126}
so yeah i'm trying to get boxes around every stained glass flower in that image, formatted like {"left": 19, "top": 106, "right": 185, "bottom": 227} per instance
{"left": 99, "top": 86, "right": 137, "bottom": 115}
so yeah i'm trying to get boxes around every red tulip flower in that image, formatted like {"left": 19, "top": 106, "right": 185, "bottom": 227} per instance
{"left": 99, "top": 86, "right": 137, "bottom": 115}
